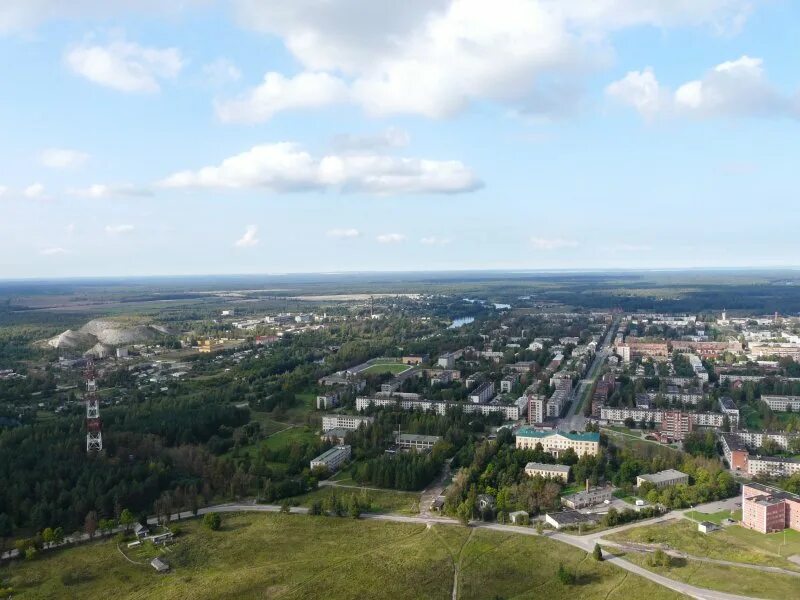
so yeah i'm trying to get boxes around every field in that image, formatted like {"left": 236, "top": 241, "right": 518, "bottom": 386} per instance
{"left": 0, "top": 513, "right": 689, "bottom": 600}
{"left": 287, "top": 486, "right": 421, "bottom": 514}
{"left": 683, "top": 510, "right": 732, "bottom": 525}
{"left": 627, "top": 554, "right": 800, "bottom": 600}
{"left": 359, "top": 362, "right": 412, "bottom": 375}
{"left": 607, "top": 519, "right": 800, "bottom": 569}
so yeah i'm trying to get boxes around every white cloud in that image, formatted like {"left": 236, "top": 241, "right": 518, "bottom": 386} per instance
{"left": 327, "top": 228, "right": 360, "bottom": 238}
{"left": 69, "top": 183, "right": 153, "bottom": 198}
{"left": 331, "top": 128, "right": 410, "bottom": 153}
{"left": 229, "top": 0, "right": 752, "bottom": 120}
{"left": 0, "top": 2, "right": 208, "bottom": 35}
{"left": 24, "top": 183, "right": 46, "bottom": 198}
{"left": 65, "top": 35, "right": 184, "bottom": 93}
{"left": 39, "top": 247, "right": 68, "bottom": 256}
{"left": 105, "top": 224, "right": 135, "bottom": 235}
{"left": 530, "top": 237, "right": 578, "bottom": 250}
{"left": 376, "top": 233, "right": 406, "bottom": 244}
{"left": 160, "top": 142, "right": 481, "bottom": 195}
{"left": 215, "top": 71, "right": 350, "bottom": 123}
{"left": 41, "top": 147, "right": 89, "bottom": 169}
{"left": 420, "top": 236, "right": 451, "bottom": 246}
{"left": 607, "top": 56, "right": 799, "bottom": 119}
{"left": 203, "top": 58, "right": 242, "bottom": 85}
{"left": 0, "top": 185, "right": 7, "bottom": 197}
{"left": 234, "top": 225, "right": 259, "bottom": 248}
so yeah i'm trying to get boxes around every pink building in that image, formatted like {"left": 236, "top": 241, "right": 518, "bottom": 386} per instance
{"left": 741, "top": 483, "right": 800, "bottom": 534}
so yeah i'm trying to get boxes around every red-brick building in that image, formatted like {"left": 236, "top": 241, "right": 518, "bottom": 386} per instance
{"left": 742, "top": 483, "right": 800, "bottom": 534}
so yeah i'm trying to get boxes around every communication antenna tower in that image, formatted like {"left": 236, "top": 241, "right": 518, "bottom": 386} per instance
{"left": 85, "top": 361, "right": 103, "bottom": 452}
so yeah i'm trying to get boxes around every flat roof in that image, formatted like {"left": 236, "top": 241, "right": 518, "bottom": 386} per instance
{"left": 546, "top": 510, "right": 598, "bottom": 525}
{"left": 516, "top": 428, "right": 600, "bottom": 443}
{"left": 525, "top": 462, "right": 570, "bottom": 473}
{"left": 638, "top": 469, "right": 688, "bottom": 484}
{"left": 396, "top": 433, "right": 441, "bottom": 443}
{"left": 312, "top": 445, "right": 350, "bottom": 462}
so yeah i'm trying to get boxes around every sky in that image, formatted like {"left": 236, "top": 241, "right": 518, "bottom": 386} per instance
{"left": 1, "top": 0, "right": 800, "bottom": 278}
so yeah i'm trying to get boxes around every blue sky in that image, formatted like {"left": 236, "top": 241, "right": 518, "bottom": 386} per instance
{"left": 1, "top": 0, "right": 799, "bottom": 278}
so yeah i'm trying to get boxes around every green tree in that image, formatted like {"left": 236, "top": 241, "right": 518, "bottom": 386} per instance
{"left": 203, "top": 512, "right": 221, "bottom": 531}
{"left": 592, "top": 543, "right": 603, "bottom": 561}
{"left": 119, "top": 509, "right": 135, "bottom": 532}
{"left": 84, "top": 511, "right": 98, "bottom": 539}
{"left": 557, "top": 563, "right": 575, "bottom": 585}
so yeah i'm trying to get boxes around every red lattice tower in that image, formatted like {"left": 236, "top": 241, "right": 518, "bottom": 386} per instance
{"left": 85, "top": 360, "right": 103, "bottom": 452}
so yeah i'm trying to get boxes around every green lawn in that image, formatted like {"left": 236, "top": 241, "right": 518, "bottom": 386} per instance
{"left": 607, "top": 519, "right": 800, "bottom": 569}
{"left": 627, "top": 554, "right": 800, "bottom": 600}
{"left": 262, "top": 426, "right": 319, "bottom": 451}
{"left": 359, "top": 363, "right": 412, "bottom": 375}
{"left": 0, "top": 513, "right": 689, "bottom": 600}
{"left": 684, "top": 510, "right": 733, "bottom": 525}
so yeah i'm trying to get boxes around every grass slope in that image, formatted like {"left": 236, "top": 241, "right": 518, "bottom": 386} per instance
{"left": 1, "top": 514, "right": 689, "bottom": 600}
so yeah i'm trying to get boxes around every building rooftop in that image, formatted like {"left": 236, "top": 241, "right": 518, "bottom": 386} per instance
{"left": 312, "top": 445, "right": 350, "bottom": 462}
{"left": 546, "top": 510, "right": 598, "bottom": 526}
{"left": 396, "top": 433, "right": 441, "bottom": 444}
{"left": 516, "top": 428, "right": 600, "bottom": 443}
{"left": 721, "top": 433, "right": 748, "bottom": 452}
{"left": 525, "top": 462, "right": 571, "bottom": 473}
{"left": 638, "top": 469, "right": 688, "bottom": 484}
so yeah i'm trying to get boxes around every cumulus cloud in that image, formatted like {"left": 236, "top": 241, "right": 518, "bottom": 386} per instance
{"left": 105, "top": 224, "right": 135, "bottom": 235}
{"left": 69, "top": 183, "right": 153, "bottom": 198}
{"left": 226, "top": 0, "right": 753, "bottom": 120}
{"left": 39, "top": 247, "right": 68, "bottom": 256}
{"left": 24, "top": 183, "right": 46, "bottom": 199}
{"left": 331, "top": 128, "right": 410, "bottom": 154}
{"left": 327, "top": 228, "right": 360, "bottom": 238}
{"left": 202, "top": 58, "right": 242, "bottom": 85}
{"left": 530, "top": 237, "right": 578, "bottom": 250}
{"left": 420, "top": 236, "right": 451, "bottom": 246}
{"left": 160, "top": 142, "right": 481, "bottom": 195}
{"left": 607, "top": 56, "right": 799, "bottom": 119}
{"left": 376, "top": 233, "right": 406, "bottom": 244}
{"left": 65, "top": 35, "right": 184, "bottom": 93}
{"left": 41, "top": 147, "right": 89, "bottom": 169}
{"left": 215, "top": 71, "right": 350, "bottom": 123}
{"left": 234, "top": 225, "right": 259, "bottom": 247}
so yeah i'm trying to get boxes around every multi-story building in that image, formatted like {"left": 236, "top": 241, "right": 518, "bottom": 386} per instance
{"left": 636, "top": 469, "right": 689, "bottom": 490}
{"left": 718, "top": 396, "right": 739, "bottom": 426}
{"left": 720, "top": 433, "right": 750, "bottom": 472}
{"left": 395, "top": 433, "right": 441, "bottom": 451}
{"left": 671, "top": 340, "right": 743, "bottom": 358}
{"left": 515, "top": 429, "right": 600, "bottom": 458}
{"left": 732, "top": 430, "right": 800, "bottom": 452}
{"left": 762, "top": 395, "right": 800, "bottom": 412}
{"left": 316, "top": 393, "right": 340, "bottom": 410}
{"left": 660, "top": 410, "right": 693, "bottom": 441}
{"left": 355, "top": 396, "right": 520, "bottom": 420}
{"left": 741, "top": 483, "right": 800, "bottom": 534}
{"left": 310, "top": 445, "right": 351, "bottom": 472}
{"left": 625, "top": 338, "right": 670, "bottom": 360}
{"left": 500, "top": 374, "right": 519, "bottom": 393}
{"left": 524, "top": 462, "right": 570, "bottom": 482}
{"left": 528, "top": 394, "right": 546, "bottom": 424}
{"left": 469, "top": 381, "right": 495, "bottom": 404}
{"left": 747, "top": 456, "right": 800, "bottom": 477}
{"left": 321, "top": 414, "right": 374, "bottom": 432}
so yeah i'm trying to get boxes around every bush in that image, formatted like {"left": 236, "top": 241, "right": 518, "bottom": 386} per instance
{"left": 647, "top": 549, "right": 671, "bottom": 568}
{"left": 557, "top": 563, "right": 575, "bottom": 585}
{"left": 308, "top": 500, "right": 322, "bottom": 516}
{"left": 592, "top": 543, "right": 603, "bottom": 561}
{"left": 202, "top": 512, "right": 221, "bottom": 531}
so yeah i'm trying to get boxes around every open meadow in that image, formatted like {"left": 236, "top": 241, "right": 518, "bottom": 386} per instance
{"left": 0, "top": 513, "right": 689, "bottom": 600}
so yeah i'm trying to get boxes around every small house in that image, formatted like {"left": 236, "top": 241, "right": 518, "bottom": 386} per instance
{"left": 133, "top": 523, "right": 149, "bottom": 539}
{"left": 150, "top": 558, "right": 170, "bottom": 573}
{"left": 698, "top": 521, "right": 717, "bottom": 534}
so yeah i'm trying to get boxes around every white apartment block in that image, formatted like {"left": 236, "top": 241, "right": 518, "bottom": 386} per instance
{"left": 528, "top": 395, "right": 546, "bottom": 424}
{"left": 762, "top": 395, "right": 800, "bottom": 412}
{"left": 321, "top": 414, "right": 374, "bottom": 432}
{"left": 356, "top": 396, "right": 519, "bottom": 420}
{"left": 747, "top": 456, "right": 800, "bottom": 477}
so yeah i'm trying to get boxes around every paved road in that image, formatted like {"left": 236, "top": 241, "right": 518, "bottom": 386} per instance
{"left": 560, "top": 314, "right": 620, "bottom": 432}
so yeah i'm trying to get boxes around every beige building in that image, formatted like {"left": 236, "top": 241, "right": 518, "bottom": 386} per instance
{"left": 524, "top": 462, "right": 571, "bottom": 482}
{"left": 515, "top": 429, "right": 600, "bottom": 458}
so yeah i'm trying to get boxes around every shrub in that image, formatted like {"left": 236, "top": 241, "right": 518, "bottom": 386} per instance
{"left": 557, "top": 563, "right": 575, "bottom": 585}
{"left": 592, "top": 543, "right": 603, "bottom": 561}
{"left": 202, "top": 512, "right": 221, "bottom": 531}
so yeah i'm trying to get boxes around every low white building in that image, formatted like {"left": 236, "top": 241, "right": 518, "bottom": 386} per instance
{"left": 310, "top": 445, "right": 351, "bottom": 472}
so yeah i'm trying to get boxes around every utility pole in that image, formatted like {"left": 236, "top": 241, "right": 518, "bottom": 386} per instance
{"left": 85, "top": 360, "right": 103, "bottom": 452}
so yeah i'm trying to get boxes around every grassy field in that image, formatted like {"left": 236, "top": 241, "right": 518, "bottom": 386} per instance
{"left": 684, "top": 510, "right": 733, "bottom": 525}
{"left": 0, "top": 513, "right": 689, "bottom": 599}
{"left": 287, "top": 486, "right": 421, "bottom": 515}
{"left": 262, "top": 426, "right": 319, "bottom": 451}
{"left": 607, "top": 519, "right": 800, "bottom": 569}
{"left": 359, "top": 363, "right": 412, "bottom": 375}
{"left": 627, "top": 554, "right": 800, "bottom": 600}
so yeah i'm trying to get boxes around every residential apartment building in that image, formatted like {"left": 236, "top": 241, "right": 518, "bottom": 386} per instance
{"left": 524, "top": 462, "right": 570, "bottom": 482}
{"left": 762, "top": 395, "right": 800, "bottom": 412}
{"left": 316, "top": 393, "right": 340, "bottom": 410}
{"left": 528, "top": 394, "right": 546, "bottom": 424}
{"left": 310, "top": 445, "right": 351, "bottom": 472}
{"left": 747, "top": 456, "right": 800, "bottom": 477}
{"left": 500, "top": 374, "right": 519, "bottom": 393}
{"left": 515, "top": 429, "right": 600, "bottom": 458}
{"left": 660, "top": 410, "right": 693, "bottom": 441}
{"left": 321, "top": 414, "right": 374, "bottom": 432}
{"left": 356, "top": 396, "right": 520, "bottom": 420}
{"left": 721, "top": 433, "right": 750, "bottom": 472}
{"left": 742, "top": 483, "right": 800, "bottom": 534}
{"left": 469, "top": 381, "right": 495, "bottom": 404}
